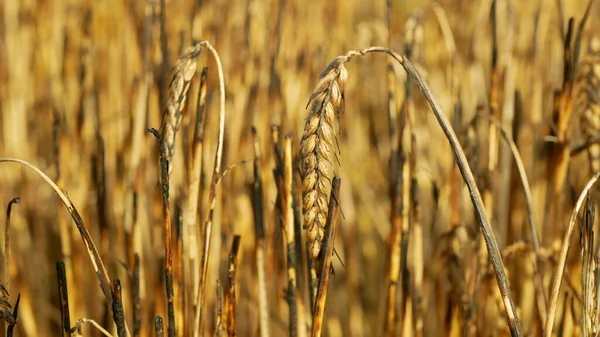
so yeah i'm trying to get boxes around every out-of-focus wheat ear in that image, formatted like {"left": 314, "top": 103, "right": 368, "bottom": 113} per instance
{"left": 580, "top": 193, "right": 596, "bottom": 336}
{"left": 301, "top": 56, "right": 349, "bottom": 260}
{"left": 159, "top": 44, "right": 202, "bottom": 174}
{"left": 574, "top": 37, "right": 600, "bottom": 173}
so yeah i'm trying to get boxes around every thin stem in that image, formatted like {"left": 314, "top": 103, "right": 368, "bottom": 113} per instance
{"left": 195, "top": 40, "right": 227, "bottom": 337}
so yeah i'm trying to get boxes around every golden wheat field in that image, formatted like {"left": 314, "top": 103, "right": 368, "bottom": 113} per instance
{"left": 2, "top": 0, "right": 600, "bottom": 336}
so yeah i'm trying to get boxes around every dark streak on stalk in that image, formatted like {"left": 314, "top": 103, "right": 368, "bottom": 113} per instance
{"left": 155, "top": 316, "right": 164, "bottom": 337}
{"left": 56, "top": 261, "right": 71, "bottom": 337}
{"left": 147, "top": 127, "right": 176, "bottom": 337}
{"left": 112, "top": 279, "right": 126, "bottom": 337}
{"left": 133, "top": 253, "right": 141, "bottom": 337}
{"left": 227, "top": 235, "right": 241, "bottom": 336}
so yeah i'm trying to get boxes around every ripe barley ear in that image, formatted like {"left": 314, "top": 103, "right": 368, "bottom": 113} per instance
{"left": 300, "top": 56, "right": 348, "bottom": 260}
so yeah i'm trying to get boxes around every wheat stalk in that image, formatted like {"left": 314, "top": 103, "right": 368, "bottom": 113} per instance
{"left": 159, "top": 44, "right": 202, "bottom": 173}
{"left": 300, "top": 56, "right": 348, "bottom": 259}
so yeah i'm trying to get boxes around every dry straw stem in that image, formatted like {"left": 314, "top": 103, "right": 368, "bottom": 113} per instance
{"left": 147, "top": 128, "right": 176, "bottom": 337}
{"left": 283, "top": 134, "right": 306, "bottom": 337}
{"left": 400, "top": 17, "right": 422, "bottom": 336}
{"left": 0, "top": 158, "right": 131, "bottom": 335}
{"left": 544, "top": 171, "right": 600, "bottom": 337}
{"left": 250, "top": 127, "right": 270, "bottom": 337}
{"left": 483, "top": 0, "right": 500, "bottom": 246}
{"left": 310, "top": 176, "right": 341, "bottom": 337}
{"left": 308, "top": 46, "right": 522, "bottom": 335}
{"left": 159, "top": 43, "right": 203, "bottom": 173}
{"left": 384, "top": 0, "right": 402, "bottom": 333}
{"left": 193, "top": 40, "right": 226, "bottom": 337}
{"left": 384, "top": 0, "right": 405, "bottom": 335}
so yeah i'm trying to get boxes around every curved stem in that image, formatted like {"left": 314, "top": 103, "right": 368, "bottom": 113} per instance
{"left": 194, "top": 40, "right": 226, "bottom": 337}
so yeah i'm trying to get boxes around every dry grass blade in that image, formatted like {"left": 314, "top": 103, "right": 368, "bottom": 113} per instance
{"left": 310, "top": 176, "right": 341, "bottom": 337}
{"left": 0, "top": 158, "right": 115, "bottom": 307}
{"left": 545, "top": 171, "right": 600, "bottom": 336}
{"left": 301, "top": 56, "right": 348, "bottom": 259}
{"left": 159, "top": 44, "right": 202, "bottom": 172}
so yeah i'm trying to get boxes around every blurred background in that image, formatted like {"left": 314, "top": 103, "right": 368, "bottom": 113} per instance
{"left": 1, "top": 0, "right": 600, "bottom": 336}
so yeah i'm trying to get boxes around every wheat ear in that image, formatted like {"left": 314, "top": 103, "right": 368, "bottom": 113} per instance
{"left": 300, "top": 56, "right": 348, "bottom": 259}
{"left": 575, "top": 38, "right": 600, "bottom": 172}
{"left": 159, "top": 44, "right": 202, "bottom": 173}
